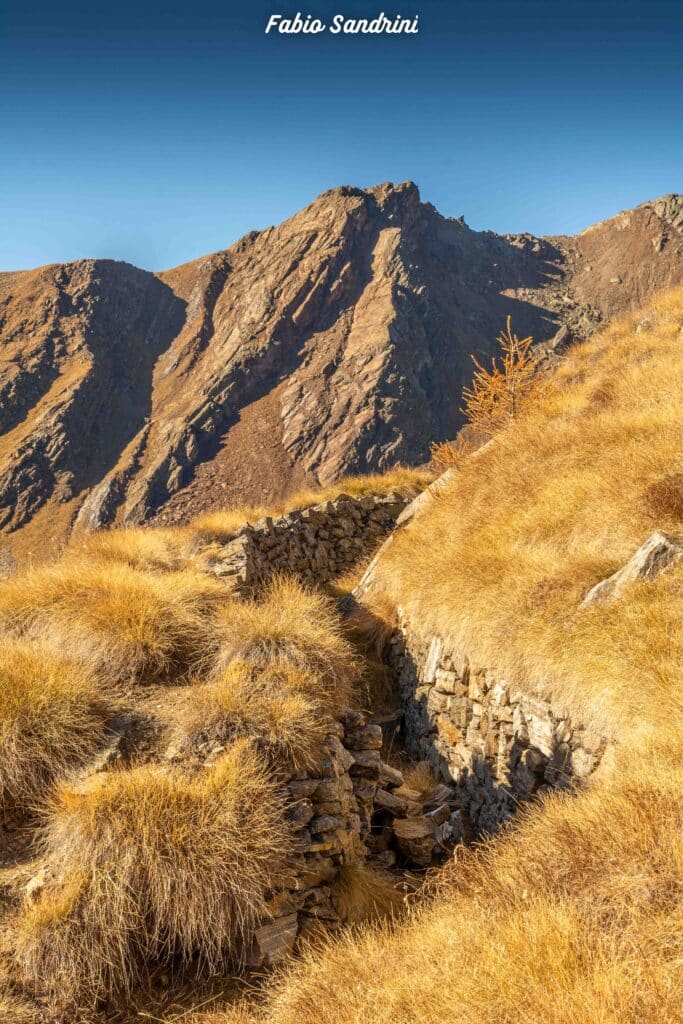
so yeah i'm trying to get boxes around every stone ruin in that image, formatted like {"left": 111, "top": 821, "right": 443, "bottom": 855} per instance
{"left": 165, "top": 487, "right": 613, "bottom": 962}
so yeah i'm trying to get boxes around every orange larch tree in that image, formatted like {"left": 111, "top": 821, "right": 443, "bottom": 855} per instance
{"left": 431, "top": 318, "right": 539, "bottom": 470}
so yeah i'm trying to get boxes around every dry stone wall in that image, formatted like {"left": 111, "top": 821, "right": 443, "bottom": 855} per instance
{"left": 248, "top": 711, "right": 385, "bottom": 965}
{"left": 197, "top": 493, "right": 409, "bottom": 593}
{"left": 192, "top": 487, "right": 610, "bottom": 962}
{"left": 389, "top": 622, "right": 609, "bottom": 834}
{"left": 187, "top": 492, "right": 408, "bottom": 964}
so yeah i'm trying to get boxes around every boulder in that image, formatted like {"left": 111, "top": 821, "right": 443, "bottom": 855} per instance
{"left": 379, "top": 762, "right": 405, "bottom": 788}
{"left": 582, "top": 532, "right": 683, "bottom": 606}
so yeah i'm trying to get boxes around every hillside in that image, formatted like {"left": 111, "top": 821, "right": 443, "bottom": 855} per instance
{"left": 1, "top": 185, "right": 682, "bottom": 563}
{"left": 0, "top": 290, "right": 681, "bottom": 1021}
{"left": 0, "top": 466, "right": 432, "bottom": 1021}
{"left": 189, "top": 288, "right": 682, "bottom": 1023}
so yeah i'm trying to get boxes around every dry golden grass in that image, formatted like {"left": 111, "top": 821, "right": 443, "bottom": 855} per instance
{"left": 341, "top": 588, "right": 398, "bottom": 660}
{"left": 187, "top": 467, "right": 433, "bottom": 546}
{"left": 333, "top": 862, "right": 404, "bottom": 926}
{"left": 16, "top": 739, "right": 292, "bottom": 1006}
{"left": 429, "top": 433, "right": 473, "bottom": 472}
{"left": 175, "top": 659, "right": 332, "bottom": 771}
{"left": 0, "top": 561, "right": 227, "bottom": 687}
{"left": 400, "top": 760, "right": 439, "bottom": 798}
{"left": 0, "top": 993, "right": 41, "bottom": 1024}
{"left": 226, "top": 748, "right": 683, "bottom": 1024}
{"left": 191, "top": 290, "right": 683, "bottom": 1024}
{"left": 211, "top": 576, "right": 358, "bottom": 706}
{"left": 0, "top": 639, "right": 111, "bottom": 808}
{"left": 286, "top": 466, "right": 434, "bottom": 508}
{"left": 65, "top": 526, "right": 186, "bottom": 573}
{"left": 332, "top": 588, "right": 400, "bottom": 712}
{"left": 0, "top": 963, "right": 42, "bottom": 1024}
{"left": 373, "top": 287, "right": 683, "bottom": 740}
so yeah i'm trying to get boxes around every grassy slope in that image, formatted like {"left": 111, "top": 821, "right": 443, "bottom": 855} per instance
{"left": 0, "top": 470, "right": 425, "bottom": 1013}
{"left": 377, "top": 287, "right": 683, "bottom": 740}
{"left": 1, "top": 573, "right": 362, "bottom": 1010}
{"left": 203, "top": 289, "right": 683, "bottom": 1024}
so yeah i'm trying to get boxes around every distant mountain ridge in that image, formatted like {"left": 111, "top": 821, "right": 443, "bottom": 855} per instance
{"left": 1, "top": 183, "right": 682, "bottom": 560}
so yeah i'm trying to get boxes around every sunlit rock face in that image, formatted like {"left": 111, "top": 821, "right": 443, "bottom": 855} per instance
{"left": 1, "top": 184, "right": 681, "bottom": 561}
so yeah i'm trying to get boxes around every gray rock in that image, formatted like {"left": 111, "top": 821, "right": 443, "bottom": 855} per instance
{"left": 379, "top": 762, "right": 405, "bottom": 788}
{"left": 582, "top": 532, "right": 683, "bottom": 606}
{"left": 309, "top": 814, "right": 343, "bottom": 835}
{"left": 374, "top": 787, "right": 409, "bottom": 817}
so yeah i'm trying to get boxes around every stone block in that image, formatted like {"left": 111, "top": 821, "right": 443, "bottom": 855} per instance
{"left": 423, "top": 783, "right": 455, "bottom": 807}
{"left": 393, "top": 784, "right": 423, "bottom": 803}
{"left": 350, "top": 749, "right": 381, "bottom": 778}
{"left": 427, "top": 690, "right": 449, "bottom": 715}
{"left": 247, "top": 913, "right": 298, "bottom": 967}
{"left": 525, "top": 714, "right": 555, "bottom": 758}
{"left": 347, "top": 724, "right": 383, "bottom": 750}
{"left": 422, "top": 636, "right": 443, "bottom": 684}
{"left": 393, "top": 816, "right": 437, "bottom": 867}
{"left": 310, "top": 814, "right": 343, "bottom": 835}
{"left": 315, "top": 801, "right": 345, "bottom": 816}
{"left": 313, "top": 778, "right": 345, "bottom": 802}
{"left": 379, "top": 762, "right": 405, "bottom": 788}
{"left": 572, "top": 747, "right": 597, "bottom": 778}
{"left": 285, "top": 800, "right": 315, "bottom": 829}
{"left": 427, "top": 803, "right": 451, "bottom": 826}
{"left": 374, "top": 787, "right": 409, "bottom": 816}
{"left": 434, "top": 668, "right": 463, "bottom": 694}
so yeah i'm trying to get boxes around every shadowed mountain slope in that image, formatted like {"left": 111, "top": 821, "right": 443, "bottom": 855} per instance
{"left": 1, "top": 183, "right": 681, "bottom": 559}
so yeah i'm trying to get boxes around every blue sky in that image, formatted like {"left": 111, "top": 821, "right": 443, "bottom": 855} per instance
{"left": 1, "top": 0, "right": 682, "bottom": 270}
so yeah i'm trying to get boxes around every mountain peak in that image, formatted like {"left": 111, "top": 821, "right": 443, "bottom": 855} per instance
{"left": 1, "top": 186, "right": 681, "bottom": 563}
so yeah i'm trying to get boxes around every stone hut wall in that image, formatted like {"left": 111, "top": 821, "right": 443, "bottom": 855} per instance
{"left": 389, "top": 621, "right": 609, "bottom": 834}
{"left": 190, "top": 491, "right": 408, "bottom": 964}
{"left": 196, "top": 487, "right": 609, "bottom": 961}
{"left": 248, "top": 711, "right": 385, "bottom": 966}
{"left": 198, "top": 493, "right": 409, "bottom": 592}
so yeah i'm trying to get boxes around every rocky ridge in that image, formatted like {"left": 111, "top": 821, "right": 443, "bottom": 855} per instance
{"left": 1, "top": 185, "right": 682, "bottom": 561}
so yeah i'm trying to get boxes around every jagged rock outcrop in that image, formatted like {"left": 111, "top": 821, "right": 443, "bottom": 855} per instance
{"left": 1, "top": 185, "right": 682, "bottom": 560}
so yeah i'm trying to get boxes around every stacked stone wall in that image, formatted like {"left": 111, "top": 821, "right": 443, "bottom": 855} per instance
{"left": 197, "top": 493, "right": 408, "bottom": 592}
{"left": 248, "top": 712, "right": 386, "bottom": 965}
{"left": 389, "top": 624, "right": 609, "bottom": 834}
{"left": 193, "top": 488, "right": 609, "bottom": 961}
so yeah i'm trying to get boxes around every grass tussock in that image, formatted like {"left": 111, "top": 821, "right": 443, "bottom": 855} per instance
{"left": 176, "top": 658, "right": 332, "bottom": 771}
{"left": 0, "top": 561, "right": 227, "bottom": 687}
{"left": 400, "top": 760, "right": 440, "bottom": 798}
{"left": 211, "top": 576, "right": 358, "bottom": 707}
{"left": 333, "top": 862, "right": 404, "bottom": 926}
{"left": 190, "top": 290, "right": 683, "bottom": 1024}
{"left": 65, "top": 526, "right": 186, "bottom": 573}
{"left": 0, "top": 639, "right": 111, "bottom": 808}
{"left": 16, "top": 739, "right": 292, "bottom": 1005}
{"left": 187, "top": 466, "right": 433, "bottom": 546}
